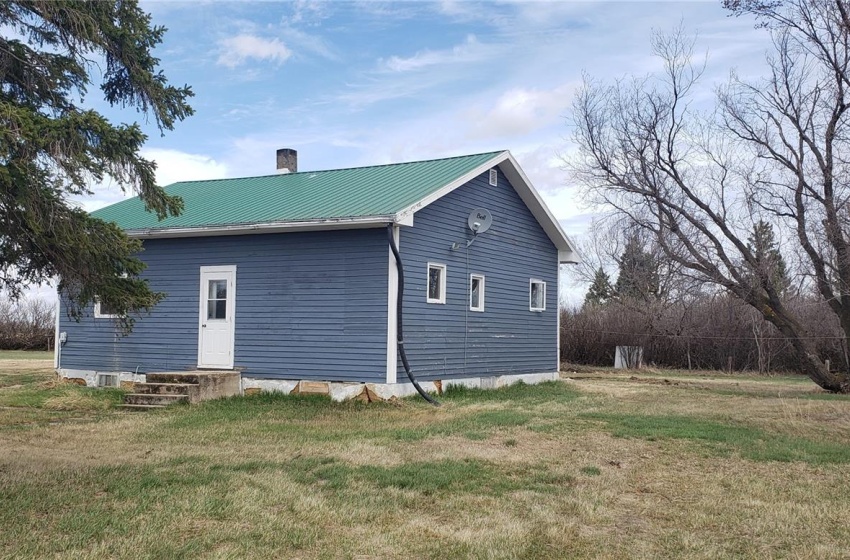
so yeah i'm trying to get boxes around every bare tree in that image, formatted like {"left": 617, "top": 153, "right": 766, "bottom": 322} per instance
{"left": 0, "top": 297, "right": 55, "bottom": 350}
{"left": 569, "top": 2, "right": 850, "bottom": 392}
{"left": 569, "top": 216, "right": 702, "bottom": 303}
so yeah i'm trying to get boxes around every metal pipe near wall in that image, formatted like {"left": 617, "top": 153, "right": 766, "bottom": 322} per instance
{"left": 387, "top": 224, "right": 440, "bottom": 406}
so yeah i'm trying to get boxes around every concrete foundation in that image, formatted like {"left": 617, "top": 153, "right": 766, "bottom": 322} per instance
{"left": 58, "top": 369, "right": 146, "bottom": 387}
{"left": 240, "top": 371, "right": 559, "bottom": 402}
{"left": 59, "top": 368, "right": 559, "bottom": 403}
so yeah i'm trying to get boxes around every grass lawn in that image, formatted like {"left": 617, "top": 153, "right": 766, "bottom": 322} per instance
{"left": 1, "top": 358, "right": 849, "bottom": 559}
{"left": 0, "top": 349, "right": 54, "bottom": 360}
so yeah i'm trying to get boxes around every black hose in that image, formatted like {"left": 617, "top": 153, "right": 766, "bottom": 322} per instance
{"left": 387, "top": 224, "right": 441, "bottom": 406}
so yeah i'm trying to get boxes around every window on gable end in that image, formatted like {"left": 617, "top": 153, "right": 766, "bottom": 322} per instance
{"left": 427, "top": 263, "right": 446, "bottom": 304}
{"left": 529, "top": 279, "right": 546, "bottom": 312}
{"left": 94, "top": 297, "right": 121, "bottom": 319}
{"left": 470, "top": 274, "right": 485, "bottom": 312}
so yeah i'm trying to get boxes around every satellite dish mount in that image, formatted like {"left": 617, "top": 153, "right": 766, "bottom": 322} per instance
{"left": 468, "top": 209, "right": 492, "bottom": 234}
{"left": 451, "top": 208, "right": 491, "bottom": 249}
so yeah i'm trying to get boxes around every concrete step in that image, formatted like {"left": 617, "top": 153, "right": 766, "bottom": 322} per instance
{"left": 133, "top": 382, "right": 198, "bottom": 397}
{"left": 123, "top": 393, "right": 189, "bottom": 407}
{"left": 145, "top": 371, "right": 241, "bottom": 402}
{"left": 146, "top": 372, "right": 201, "bottom": 385}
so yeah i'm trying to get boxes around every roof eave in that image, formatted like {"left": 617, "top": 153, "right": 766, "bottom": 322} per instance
{"left": 125, "top": 215, "right": 401, "bottom": 239}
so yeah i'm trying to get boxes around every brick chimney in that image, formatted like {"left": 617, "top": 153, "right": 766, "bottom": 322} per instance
{"left": 276, "top": 148, "right": 297, "bottom": 174}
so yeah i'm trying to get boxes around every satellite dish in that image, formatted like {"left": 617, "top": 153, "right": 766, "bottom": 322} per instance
{"left": 468, "top": 208, "right": 493, "bottom": 234}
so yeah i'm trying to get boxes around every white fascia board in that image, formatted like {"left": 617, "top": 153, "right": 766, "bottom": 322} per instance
{"left": 394, "top": 153, "right": 511, "bottom": 222}
{"left": 498, "top": 153, "right": 581, "bottom": 264}
{"left": 394, "top": 151, "right": 581, "bottom": 264}
{"left": 125, "top": 215, "right": 401, "bottom": 239}
{"left": 558, "top": 250, "right": 580, "bottom": 265}
{"left": 394, "top": 212, "right": 414, "bottom": 227}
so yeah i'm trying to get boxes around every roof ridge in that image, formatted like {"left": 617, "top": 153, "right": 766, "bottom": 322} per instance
{"left": 166, "top": 150, "right": 507, "bottom": 187}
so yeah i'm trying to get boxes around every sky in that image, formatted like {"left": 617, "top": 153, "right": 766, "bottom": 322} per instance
{"left": 31, "top": 0, "right": 775, "bottom": 304}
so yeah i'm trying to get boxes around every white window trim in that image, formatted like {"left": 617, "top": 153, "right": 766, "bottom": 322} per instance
{"left": 427, "top": 262, "right": 447, "bottom": 304}
{"left": 489, "top": 168, "right": 498, "bottom": 186}
{"left": 470, "top": 274, "right": 485, "bottom": 312}
{"left": 93, "top": 273, "right": 128, "bottom": 319}
{"left": 94, "top": 298, "right": 121, "bottom": 319}
{"left": 529, "top": 279, "right": 546, "bottom": 312}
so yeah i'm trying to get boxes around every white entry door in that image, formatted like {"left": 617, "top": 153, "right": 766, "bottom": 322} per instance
{"left": 198, "top": 265, "right": 236, "bottom": 369}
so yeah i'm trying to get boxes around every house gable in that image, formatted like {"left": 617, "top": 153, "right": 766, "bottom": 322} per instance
{"left": 397, "top": 166, "right": 559, "bottom": 380}
{"left": 396, "top": 152, "right": 578, "bottom": 264}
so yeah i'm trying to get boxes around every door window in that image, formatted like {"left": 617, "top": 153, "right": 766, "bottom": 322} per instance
{"left": 207, "top": 279, "right": 227, "bottom": 320}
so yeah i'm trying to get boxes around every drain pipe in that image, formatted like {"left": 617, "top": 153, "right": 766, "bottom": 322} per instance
{"left": 387, "top": 224, "right": 441, "bottom": 406}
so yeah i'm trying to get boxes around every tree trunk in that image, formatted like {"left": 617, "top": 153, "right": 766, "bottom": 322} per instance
{"left": 764, "top": 306, "right": 850, "bottom": 392}
{"left": 796, "top": 351, "right": 850, "bottom": 393}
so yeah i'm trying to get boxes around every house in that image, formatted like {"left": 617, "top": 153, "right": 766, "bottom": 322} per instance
{"left": 56, "top": 149, "right": 579, "bottom": 400}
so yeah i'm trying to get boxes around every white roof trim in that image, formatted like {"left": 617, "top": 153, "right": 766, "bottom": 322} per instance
{"left": 500, "top": 152, "right": 580, "bottom": 264}
{"left": 396, "top": 151, "right": 580, "bottom": 264}
{"left": 125, "top": 152, "right": 580, "bottom": 263}
{"left": 126, "top": 215, "right": 397, "bottom": 239}
{"left": 395, "top": 156, "right": 501, "bottom": 220}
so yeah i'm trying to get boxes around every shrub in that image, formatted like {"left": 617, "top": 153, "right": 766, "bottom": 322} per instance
{"left": 560, "top": 295, "right": 842, "bottom": 374}
{"left": 0, "top": 298, "right": 55, "bottom": 350}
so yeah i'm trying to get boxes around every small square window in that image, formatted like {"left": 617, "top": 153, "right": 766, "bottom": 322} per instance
{"left": 489, "top": 168, "right": 498, "bottom": 186}
{"left": 94, "top": 274, "right": 128, "bottom": 319}
{"left": 470, "top": 274, "right": 485, "bottom": 312}
{"left": 96, "top": 373, "right": 120, "bottom": 388}
{"left": 94, "top": 298, "right": 121, "bottom": 319}
{"left": 529, "top": 280, "right": 546, "bottom": 312}
{"left": 427, "top": 263, "right": 446, "bottom": 304}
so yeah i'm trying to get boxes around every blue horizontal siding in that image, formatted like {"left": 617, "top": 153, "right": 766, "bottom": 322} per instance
{"left": 399, "top": 168, "right": 558, "bottom": 379}
{"left": 59, "top": 229, "right": 388, "bottom": 382}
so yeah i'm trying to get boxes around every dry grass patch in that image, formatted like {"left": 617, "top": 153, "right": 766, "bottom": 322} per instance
{"left": 568, "top": 374, "right": 850, "bottom": 443}
{"left": 1, "top": 362, "right": 849, "bottom": 558}
{"left": 42, "top": 391, "right": 116, "bottom": 411}
{"left": 0, "top": 355, "right": 126, "bottom": 430}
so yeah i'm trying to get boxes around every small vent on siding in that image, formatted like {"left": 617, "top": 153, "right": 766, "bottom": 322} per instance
{"left": 96, "top": 373, "right": 119, "bottom": 388}
{"left": 489, "top": 168, "right": 498, "bottom": 186}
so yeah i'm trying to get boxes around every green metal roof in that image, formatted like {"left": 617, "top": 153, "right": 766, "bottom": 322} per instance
{"left": 92, "top": 151, "right": 504, "bottom": 231}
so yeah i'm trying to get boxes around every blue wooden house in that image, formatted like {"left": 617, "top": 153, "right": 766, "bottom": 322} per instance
{"left": 56, "top": 150, "right": 578, "bottom": 399}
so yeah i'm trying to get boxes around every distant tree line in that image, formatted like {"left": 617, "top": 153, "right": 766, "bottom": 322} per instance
{"left": 0, "top": 298, "right": 54, "bottom": 351}
{"left": 561, "top": 295, "right": 843, "bottom": 374}
{"left": 561, "top": 220, "right": 845, "bottom": 374}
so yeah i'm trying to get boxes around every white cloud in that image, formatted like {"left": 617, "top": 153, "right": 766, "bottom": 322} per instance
{"left": 289, "top": 0, "right": 330, "bottom": 24}
{"left": 22, "top": 281, "right": 57, "bottom": 305}
{"left": 513, "top": 144, "right": 569, "bottom": 193}
{"left": 279, "top": 25, "right": 338, "bottom": 61}
{"left": 333, "top": 35, "right": 502, "bottom": 106}
{"left": 380, "top": 34, "right": 489, "bottom": 72}
{"left": 437, "top": 0, "right": 474, "bottom": 18}
{"left": 142, "top": 148, "right": 229, "bottom": 186}
{"left": 217, "top": 34, "right": 292, "bottom": 68}
{"left": 464, "top": 82, "right": 577, "bottom": 140}
{"left": 72, "top": 150, "right": 228, "bottom": 213}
